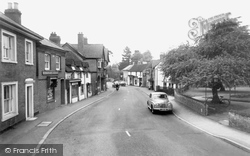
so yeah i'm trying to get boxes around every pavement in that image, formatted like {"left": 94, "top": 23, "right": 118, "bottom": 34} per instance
{"left": 0, "top": 83, "right": 250, "bottom": 153}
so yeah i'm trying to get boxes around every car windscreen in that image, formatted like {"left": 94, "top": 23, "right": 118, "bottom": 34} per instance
{"left": 152, "top": 94, "right": 167, "bottom": 99}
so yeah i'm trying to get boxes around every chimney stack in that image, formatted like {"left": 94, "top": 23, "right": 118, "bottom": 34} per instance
{"left": 49, "top": 32, "right": 61, "bottom": 46}
{"left": 4, "top": 2, "right": 22, "bottom": 24}
{"left": 78, "top": 32, "right": 84, "bottom": 54}
{"left": 84, "top": 37, "right": 88, "bottom": 45}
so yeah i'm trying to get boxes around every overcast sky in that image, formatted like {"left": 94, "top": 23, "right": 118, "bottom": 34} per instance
{"left": 1, "top": 0, "right": 250, "bottom": 64}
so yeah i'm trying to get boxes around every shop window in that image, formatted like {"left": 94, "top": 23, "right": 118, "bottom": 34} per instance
{"left": 1, "top": 82, "right": 18, "bottom": 121}
{"left": 47, "top": 79, "right": 57, "bottom": 102}
{"left": 72, "top": 84, "right": 78, "bottom": 98}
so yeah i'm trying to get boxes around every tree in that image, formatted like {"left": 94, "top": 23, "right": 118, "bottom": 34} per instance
{"left": 119, "top": 46, "right": 132, "bottom": 70}
{"left": 161, "top": 18, "right": 250, "bottom": 103}
{"left": 131, "top": 50, "right": 143, "bottom": 64}
{"left": 142, "top": 50, "right": 153, "bottom": 63}
{"left": 107, "top": 64, "right": 121, "bottom": 80}
{"left": 122, "top": 46, "right": 132, "bottom": 63}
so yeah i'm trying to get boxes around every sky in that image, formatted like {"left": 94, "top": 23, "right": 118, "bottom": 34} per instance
{"left": 1, "top": 0, "right": 250, "bottom": 64}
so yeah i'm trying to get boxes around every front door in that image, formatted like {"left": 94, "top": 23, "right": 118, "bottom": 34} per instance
{"left": 26, "top": 84, "right": 36, "bottom": 120}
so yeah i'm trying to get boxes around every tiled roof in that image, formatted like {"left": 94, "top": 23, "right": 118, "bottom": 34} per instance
{"left": 71, "top": 44, "right": 104, "bottom": 59}
{"left": 122, "top": 64, "right": 133, "bottom": 71}
{"left": 129, "top": 64, "right": 150, "bottom": 72}
{"left": 40, "top": 38, "right": 66, "bottom": 51}
{"left": 0, "top": 12, "right": 43, "bottom": 40}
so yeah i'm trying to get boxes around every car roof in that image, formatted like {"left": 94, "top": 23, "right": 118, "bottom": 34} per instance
{"left": 151, "top": 92, "right": 167, "bottom": 95}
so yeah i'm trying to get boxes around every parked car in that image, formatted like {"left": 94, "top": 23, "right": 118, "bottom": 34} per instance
{"left": 147, "top": 92, "right": 173, "bottom": 114}
{"left": 119, "top": 81, "right": 126, "bottom": 86}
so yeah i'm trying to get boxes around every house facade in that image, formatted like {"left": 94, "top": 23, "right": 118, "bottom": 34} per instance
{"left": 147, "top": 60, "right": 161, "bottom": 90}
{"left": 70, "top": 33, "right": 110, "bottom": 95}
{"left": 153, "top": 62, "right": 165, "bottom": 90}
{"left": 36, "top": 37, "right": 67, "bottom": 113}
{"left": 0, "top": 3, "right": 43, "bottom": 131}
{"left": 122, "top": 64, "right": 133, "bottom": 85}
{"left": 127, "top": 63, "right": 149, "bottom": 86}
{"left": 62, "top": 42, "right": 91, "bottom": 104}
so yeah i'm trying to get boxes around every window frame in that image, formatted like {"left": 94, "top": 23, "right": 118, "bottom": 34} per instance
{"left": 1, "top": 82, "right": 18, "bottom": 122}
{"left": 1, "top": 29, "right": 17, "bottom": 63}
{"left": 45, "top": 53, "right": 51, "bottom": 70}
{"left": 25, "top": 39, "right": 34, "bottom": 65}
{"left": 55, "top": 55, "right": 61, "bottom": 71}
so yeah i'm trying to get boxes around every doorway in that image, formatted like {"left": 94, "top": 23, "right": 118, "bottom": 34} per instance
{"left": 25, "top": 83, "right": 36, "bottom": 120}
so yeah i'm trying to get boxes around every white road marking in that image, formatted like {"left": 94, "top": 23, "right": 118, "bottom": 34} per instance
{"left": 118, "top": 108, "right": 120, "bottom": 111}
{"left": 126, "top": 131, "right": 131, "bottom": 137}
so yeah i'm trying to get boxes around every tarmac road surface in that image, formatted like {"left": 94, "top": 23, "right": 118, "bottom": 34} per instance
{"left": 44, "top": 86, "right": 249, "bottom": 156}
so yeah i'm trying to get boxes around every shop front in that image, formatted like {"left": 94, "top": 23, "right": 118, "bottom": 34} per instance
{"left": 66, "top": 79, "right": 81, "bottom": 104}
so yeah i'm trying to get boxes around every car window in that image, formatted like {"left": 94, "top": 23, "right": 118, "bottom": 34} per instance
{"left": 152, "top": 94, "right": 167, "bottom": 99}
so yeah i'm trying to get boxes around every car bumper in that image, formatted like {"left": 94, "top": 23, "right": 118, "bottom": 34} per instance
{"left": 154, "top": 107, "right": 173, "bottom": 111}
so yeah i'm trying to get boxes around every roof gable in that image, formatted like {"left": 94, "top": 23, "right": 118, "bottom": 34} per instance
{"left": 71, "top": 44, "right": 104, "bottom": 59}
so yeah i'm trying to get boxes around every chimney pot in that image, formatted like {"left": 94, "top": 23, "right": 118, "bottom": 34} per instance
{"left": 14, "top": 2, "right": 18, "bottom": 10}
{"left": 49, "top": 32, "right": 61, "bottom": 46}
{"left": 8, "top": 3, "right": 12, "bottom": 9}
{"left": 4, "top": 2, "right": 22, "bottom": 24}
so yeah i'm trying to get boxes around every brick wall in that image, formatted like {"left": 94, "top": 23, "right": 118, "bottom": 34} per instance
{"left": 36, "top": 79, "right": 62, "bottom": 114}
{"left": 0, "top": 29, "right": 37, "bottom": 132}
{"left": 175, "top": 91, "right": 208, "bottom": 116}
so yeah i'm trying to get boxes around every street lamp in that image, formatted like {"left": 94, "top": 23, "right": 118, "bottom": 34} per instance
{"left": 213, "top": 75, "right": 219, "bottom": 83}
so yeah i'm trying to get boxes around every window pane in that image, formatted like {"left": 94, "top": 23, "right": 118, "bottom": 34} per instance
{"left": 26, "top": 41, "right": 31, "bottom": 62}
{"left": 4, "top": 85, "right": 13, "bottom": 113}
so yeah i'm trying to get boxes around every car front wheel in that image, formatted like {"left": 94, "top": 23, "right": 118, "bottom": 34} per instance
{"left": 151, "top": 105, "right": 155, "bottom": 114}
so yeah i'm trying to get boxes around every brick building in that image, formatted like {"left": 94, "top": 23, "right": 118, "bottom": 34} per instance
{"left": 67, "top": 33, "right": 110, "bottom": 95}
{"left": 0, "top": 3, "right": 43, "bottom": 132}
{"left": 36, "top": 34, "right": 67, "bottom": 113}
{"left": 62, "top": 42, "right": 91, "bottom": 104}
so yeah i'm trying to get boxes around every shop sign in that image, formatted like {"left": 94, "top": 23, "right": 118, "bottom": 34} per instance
{"left": 43, "top": 71, "right": 59, "bottom": 75}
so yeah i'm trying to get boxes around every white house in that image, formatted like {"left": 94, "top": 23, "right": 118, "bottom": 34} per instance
{"left": 154, "top": 62, "right": 165, "bottom": 90}
{"left": 122, "top": 64, "right": 133, "bottom": 85}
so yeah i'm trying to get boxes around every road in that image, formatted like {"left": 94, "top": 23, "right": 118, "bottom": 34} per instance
{"left": 44, "top": 86, "right": 249, "bottom": 156}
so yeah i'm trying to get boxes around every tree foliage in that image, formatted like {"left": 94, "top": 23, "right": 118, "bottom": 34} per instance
{"left": 142, "top": 50, "right": 153, "bottom": 63}
{"left": 161, "top": 18, "right": 250, "bottom": 89}
{"left": 119, "top": 46, "right": 132, "bottom": 70}
{"left": 131, "top": 50, "right": 143, "bottom": 64}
